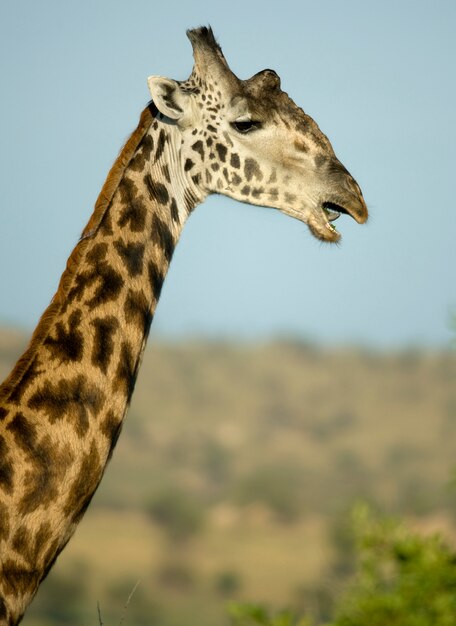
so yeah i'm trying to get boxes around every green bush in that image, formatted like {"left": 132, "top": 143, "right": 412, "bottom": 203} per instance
{"left": 228, "top": 603, "right": 311, "bottom": 626}
{"left": 230, "top": 506, "right": 456, "bottom": 626}
{"left": 332, "top": 505, "right": 456, "bottom": 626}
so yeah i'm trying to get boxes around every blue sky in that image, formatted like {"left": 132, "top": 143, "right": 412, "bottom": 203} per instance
{"left": 0, "top": 0, "right": 454, "bottom": 347}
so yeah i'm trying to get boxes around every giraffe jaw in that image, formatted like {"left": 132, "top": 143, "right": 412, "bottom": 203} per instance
{"left": 281, "top": 204, "right": 344, "bottom": 243}
{"left": 281, "top": 199, "right": 366, "bottom": 243}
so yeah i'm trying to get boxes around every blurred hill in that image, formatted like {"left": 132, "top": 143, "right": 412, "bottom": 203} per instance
{"left": 1, "top": 328, "right": 455, "bottom": 626}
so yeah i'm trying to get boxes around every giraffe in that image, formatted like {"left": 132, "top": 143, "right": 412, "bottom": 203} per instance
{"left": 0, "top": 26, "right": 367, "bottom": 625}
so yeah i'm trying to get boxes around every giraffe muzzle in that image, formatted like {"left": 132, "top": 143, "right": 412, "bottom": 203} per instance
{"left": 305, "top": 183, "right": 368, "bottom": 243}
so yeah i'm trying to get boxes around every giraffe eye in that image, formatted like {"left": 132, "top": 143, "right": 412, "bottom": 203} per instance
{"left": 231, "top": 120, "right": 261, "bottom": 133}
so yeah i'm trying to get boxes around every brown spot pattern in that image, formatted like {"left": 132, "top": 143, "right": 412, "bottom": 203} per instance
{"left": 170, "top": 198, "right": 179, "bottom": 223}
{"left": 155, "top": 129, "right": 167, "bottom": 162}
{"left": 0, "top": 502, "right": 10, "bottom": 542}
{"left": 151, "top": 214, "right": 175, "bottom": 263}
{"left": 114, "top": 240, "right": 145, "bottom": 277}
{"left": 101, "top": 410, "right": 123, "bottom": 459}
{"left": 215, "top": 143, "right": 227, "bottom": 162}
{"left": 294, "top": 140, "right": 309, "bottom": 153}
{"left": 6, "top": 412, "right": 37, "bottom": 453}
{"left": 67, "top": 243, "right": 124, "bottom": 310}
{"left": 129, "top": 134, "right": 154, "bottom": 172}
{"left": 230, "top": 152, "right": 241, "bottom": 169}
{"left": 19, "top": 435, "right": 74, "bottom": 515}
{"left": 0, "top": 435, "right": 14, "bottom": 495}
{"left": 191, "top": 140, "right": 204, "bottom": 159}
{"left": 90, "top": 316, "right": 119, "bottom": 374}
{"left": 118, "top": 178, "right": 147, "bottom": 233}
{"left": 63, "top": 441, "right": 102, "bottom": 525}
{"left": 162, "top": 164, "right": 171, "bottom": 183}
{"left": 115, "top": 341, "right": 137, "bottom": 402}
{"left": 12, "top": 522, "right": 52, "bottom": 566}
{"left": 1, "top": 560, "right": 39, "bottom": 599}
{"left": 44, "top": 310, "right": 84, "bottom": 364}
{"left": 8, "top": 356, "right": 43, "bottom": 405}
{"left": 28, "top": 375, "right": 105, "bottom": 438}
{"left": 144, "top": 173, "right": 170, "bottom": 206}
{"left": 184, "top": 158, "right": 195, "bottom": 171}
{"left": 244, "top": 158, "right": 263, "bottom": 182}
{"left": 124, "top": 289, "right": 153, "bottom": 334}
{"left": 148, "top": 260, "right": 165, "bottom": 300}
{"left": 0, "top": 598, "right": 8, "bottom": 621}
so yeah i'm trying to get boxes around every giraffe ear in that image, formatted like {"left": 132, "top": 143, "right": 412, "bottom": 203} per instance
{"left": 147, "top": 76, "right": 189, "bottom": 121}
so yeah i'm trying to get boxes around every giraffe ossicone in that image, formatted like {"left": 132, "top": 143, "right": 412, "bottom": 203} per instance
{"left": 0, "top": 26, "right": 367, "bottom": 625}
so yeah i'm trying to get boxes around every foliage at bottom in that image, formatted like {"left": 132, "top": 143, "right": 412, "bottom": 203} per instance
{"left": 229, "top": 505, "right": 456, "bottom": 626}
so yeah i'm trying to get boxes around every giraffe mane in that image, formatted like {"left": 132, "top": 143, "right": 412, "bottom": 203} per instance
{"left": 0, "top": 105, "right": 154, "bottom": 403}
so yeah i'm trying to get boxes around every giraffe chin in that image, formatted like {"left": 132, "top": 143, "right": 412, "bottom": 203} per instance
{"left": 308, "top": 217, "right": 341, "bottom": 243}
{"left": 304, "top": 205, "right": 342, "bottom": 243}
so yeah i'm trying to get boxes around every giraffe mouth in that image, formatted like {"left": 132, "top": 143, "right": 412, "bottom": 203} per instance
{"left": 280, "top": 196, "right": 366, "bottom": 243}
{"left": 313, "top": 201, "right": 351, "bottom": 242}
{"left": 323, "top": 202, "right": 344, "bottom": 222}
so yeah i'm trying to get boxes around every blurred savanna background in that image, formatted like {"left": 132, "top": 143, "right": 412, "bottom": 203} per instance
{"left": 1, "top": 1, "right": 455, "bottom": 625}
{"left": 1, "top": 335, "right": 456, "bottom": 625}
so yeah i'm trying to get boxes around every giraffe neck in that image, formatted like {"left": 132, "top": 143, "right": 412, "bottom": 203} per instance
{"left": 0, "top": 107, "right": 204, "bottom": 624}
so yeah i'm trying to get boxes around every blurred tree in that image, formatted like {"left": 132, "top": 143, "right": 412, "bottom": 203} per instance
{"left": 214, "top": 569, "right": 243, "bottom": 597}
{"left": 234, "top": 462, "right": 303, "bottom": 522}
{"left": 156, "top": 559, "right": 196, "bottom": 590}
{"left": 146, "top": 486, "right": 205, "bottom": 542}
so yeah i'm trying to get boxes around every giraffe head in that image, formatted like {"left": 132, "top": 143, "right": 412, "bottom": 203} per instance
{"left": 148, "top": 26, "right": 367, "bottom": 243}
